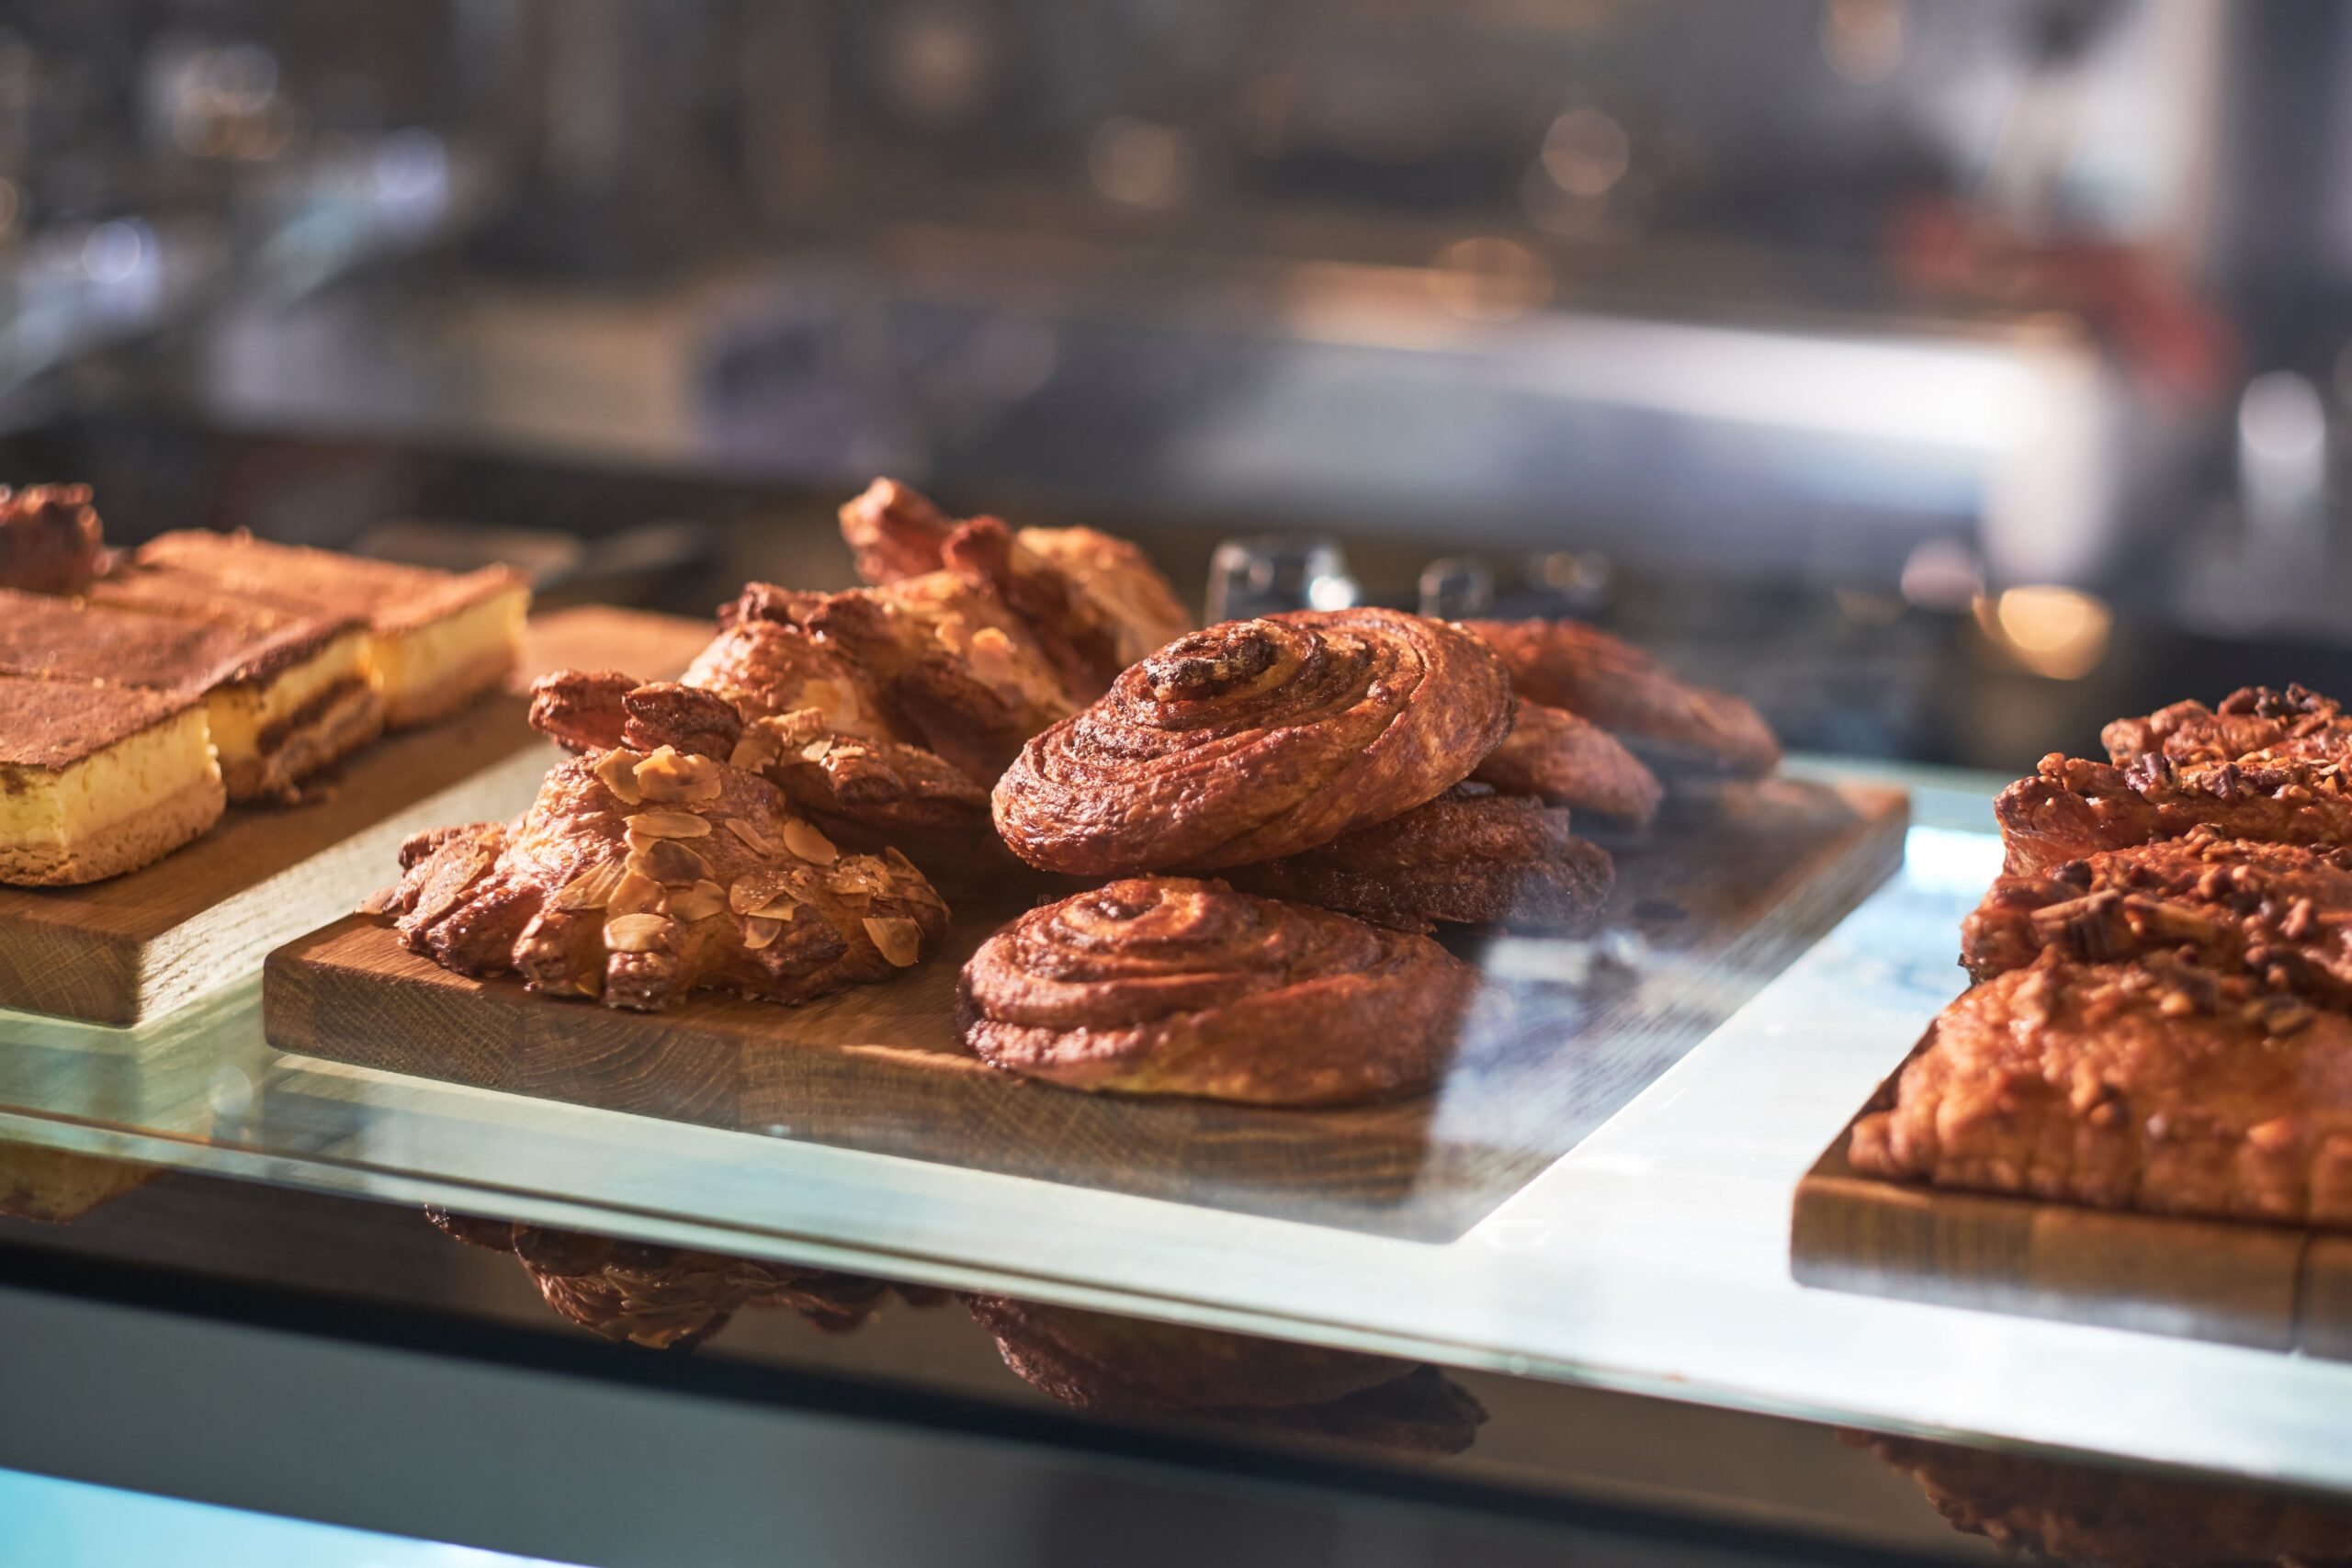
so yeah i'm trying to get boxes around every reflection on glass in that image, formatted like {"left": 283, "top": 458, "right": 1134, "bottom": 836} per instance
{"left": 0, "top": 1141, "right": 160, "bottom": 1225}
{"left": 964, "top": 1295, "right": 1486, "bottom": 1460}
{"left": 1204, "top": 536, "right": 1358, "bottom": 623}
{"left": 425, "top": 1208, "right": 944, "bottom": 1351}
{"left": 1857, "top": 1431, "right": 2352, "bottom": 1567}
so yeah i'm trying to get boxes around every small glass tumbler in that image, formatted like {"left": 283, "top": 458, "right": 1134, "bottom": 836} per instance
{"left": 1205, "top": 535, "right": 1359, "bottom": 624}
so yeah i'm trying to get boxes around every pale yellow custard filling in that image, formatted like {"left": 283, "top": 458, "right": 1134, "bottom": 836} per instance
{"left": 373, "top": 584, "right": 528, "bottom": 726}
{"left": 0, "top": 705, "right": 219, "bottom": 853}
{"left": 204, "top": 626, "right": 375, "bottom": 776}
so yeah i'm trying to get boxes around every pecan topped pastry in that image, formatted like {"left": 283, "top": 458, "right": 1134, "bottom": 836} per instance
{"left": 1464, "top": 617, "right": 1779, "bottom": 780}
{"left": 377, "top": 678, "right": 947, "bottom": 1011}
{"left": 1849, "top": 951, "right": 2352, "bottom": 1224}
{"left": 1226, "top": 784, "right": 1615, "bottom": 933}
{"left": 0, "top": 482, "right": 111, "bottom": 593}
{"left": 1962, "top": 829, "right": 2352, "bottom": 1003}
{"left": 956, "top": 875, "right": 1478, "bottom": 1105}
{"left": 992, "top": 610, "right": 1512, "bottom": 875}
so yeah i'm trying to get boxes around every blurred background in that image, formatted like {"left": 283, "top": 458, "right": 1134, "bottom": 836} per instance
{"left": 2, "top": 0, "right": 2347, "bottom": 770}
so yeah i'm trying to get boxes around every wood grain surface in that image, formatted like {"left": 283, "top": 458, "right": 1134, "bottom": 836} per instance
{"left": 266, "top": 777, "right": 1907, "bottom": 1240}
{"left": 0, "top": 605, "right": 709, "bottom": 1025}
{"left": 1792, "top": 1040, "right": 2346, "bottom": 1358}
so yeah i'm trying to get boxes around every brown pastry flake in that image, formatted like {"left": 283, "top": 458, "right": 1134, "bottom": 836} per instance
{"left": 956, "top": 875, "right": 1479, "bottom": 1105}
{"left": 992, "top": 609, "right": 1512, "bottom": 874}
{"left": 1464, "top": 617, "right": 1778, "bottom": 779}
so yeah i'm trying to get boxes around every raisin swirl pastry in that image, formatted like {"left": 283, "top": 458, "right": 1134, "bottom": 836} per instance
{"left": 992, "top": 609, "right": 1512, "bottom": 874}
{"left": 379, "top": 680, "right": 948, "bottom": 1011}
{"left": 956, "top": 876, "right": 1478, "bottom": 1105}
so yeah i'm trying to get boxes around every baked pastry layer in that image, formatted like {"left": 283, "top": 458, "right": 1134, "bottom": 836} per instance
{"left": 1850, "top": 953, "right": 2352, "bottom": 1224}
{"left": 0, "top": 678, "right": 224, "bottom": 885}
{"left": 1470, "top": 698, "right": 1662, "bottom": 828}
{"left": 1226, "top": 786, "right": 1614, "bottom": 932}
{"left": 1464, "top": 617, "right": 1779, "bottom": 779}
{"left": 956, "top": 875, "right": 1478, "bottom": 1105}
{"left": 992, "top": 609, "right": 1512, "bottom": 874}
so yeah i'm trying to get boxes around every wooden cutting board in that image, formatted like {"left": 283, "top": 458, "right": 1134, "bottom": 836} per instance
{"left": 266, "top": 777, "right": 1907, "bottom": 1241}
{"left": 1792, "top": 1039, "right": 2352, "bottom": 1358}
{"left": 0, "top": 605, "right": 709, "bottom": 1026}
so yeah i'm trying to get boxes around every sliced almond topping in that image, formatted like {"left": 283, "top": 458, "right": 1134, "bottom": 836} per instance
{"left": 781, "top": 818, "right": 838, "bottom": 865}
{"left": 610, "top": 869, "right": 666, "bottom": 917}
{"left": 549, "top": 859, "right": 627, "bottom": 911}
{"left": 729, "top": 727, "right": 781, "bottom": 771}
{"left": 828, "top": 858, "right": 888, "bottom": 897}
{"left": 629, "top": 836, "right": 714, "bottom": 886}
{"left": 667, "top": 879, "right": 728, "bottom": 923}
{"left": 627, "top": 809, "right": 712, "bottom": 840}
{"left": 754, "top": 897, "right": 800, "bottom": 921}
{"left": 594, "top": 749, "right": 646, "bottom": 806}
{"left": 863, "top": 915, "right": 924, "bottom": 968}
{"left": 636, "top": 745, "right": 726, "bottom": 803}
{"left": 741, "top": 914, "right": 784, "bottom": 951}
{"left": 729, "top": 868, "right": 790, "bottom": 916}
{"left": 412, "top": 843, "right": 493, "bottom": 924}
{"left": 603, "top": 912, "right": 675, "bottom": 953}
{"left": 725, "top": 817, "right": 779, "bottom": 856}
{"left": 800, "top": 737, "right": 834, "bottom": 763}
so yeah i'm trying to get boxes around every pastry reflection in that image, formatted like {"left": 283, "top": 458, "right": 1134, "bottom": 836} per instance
{"left": 0, "top": 1142, "right": 160, "bottom": 1224}
{"left": 964, "top": 1294, "right": 1486, "bottom": 1459}
{"left": 1860, "top": 1431, "right": 2352, "bottom": 1566}
{"left": 424, "top": 1207, "right": 942, "bottom": 1351}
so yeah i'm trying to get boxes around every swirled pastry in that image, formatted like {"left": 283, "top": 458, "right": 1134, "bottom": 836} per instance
{"left": 993, "top": 610, "right": 1512, "bottom": 874}
{"left": 378, "top": 678, "right": 948, "bottom": 1010}
{"left": 956, "top": 875, "right": 1477, "bottom": 1105}
{"left": 1227, "top": 785, "right": 1614, "bottom": 932}
{"left": 1464, "top": 618, "right": 1778, "bottom": 779}
{"left": 1470, "top": 698, "right": 1662, "bottom": 828}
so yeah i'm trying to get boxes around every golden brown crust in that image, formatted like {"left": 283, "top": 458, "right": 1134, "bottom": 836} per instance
{"left": 1471, "top": 698, "right": 1662, "bottom": 828}
{"left": 992, "top": 610, "right": 1512, "bottom": 874}
{"left": 838, "top": 477, "right": 958, "bottom": 586}
{"left": 682, "top": 618, "right": 895, "bottom": 739}
{"left": 1226, "top": 786, "right": 1613, "bottom": 932}
{"left": 1849, "top": 953, "right": 2352, "bottom": 1224}
{"left": 956, "top": 875, "right": 1477, "bottom": 1105}
{"left": 2103, "top": 682, "right": 2352, "bottom": 769}
{"left": 1464, "top": 618, "right": 1778, "bottom": 779}
{"left": 1996, "top": 750, "right": 2352, "bottom": 875}
{"left": 0, "top": 770, "right": 224, "bottom": 886}
{"left": 0, "top": 483, "right": 111, "bottom": 593}
{"left": 729, "top": 707, "right": 995, "bottom": 858}
{"left": 377, "top": 680, "right": 949, "bottom": 1011}
{"left": 1962, "top": 829, "right": 2352, "bottom": 1002}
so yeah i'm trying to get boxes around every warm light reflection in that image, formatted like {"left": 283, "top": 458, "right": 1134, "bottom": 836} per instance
{"left": 1427, "top": 237, "right": 1552, "bottom": 320}
{"left": 1088, "top": 118, "right": 1189, "bottom": 210}
{"left": 1976, "top": 584, "right": 2111, "bottom": 679}
{"left": 1822, "top": 0, "right": 1905, "bottom": 83}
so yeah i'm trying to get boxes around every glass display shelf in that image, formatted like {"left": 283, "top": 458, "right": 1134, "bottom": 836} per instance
{"left": 5, "top": 755, "right": 2347, "bottom": 1503}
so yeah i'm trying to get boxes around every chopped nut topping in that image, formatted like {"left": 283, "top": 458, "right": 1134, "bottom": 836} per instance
{"left": 627, "top": 810, "right": 713, "bottom": 840}
{"left": 594, "top": 749, "right": 647, "bottom": 806}
{"left": 603, "top": 912, "right": 675, "bottom": 953}
{"left": 828, "top": 858, "right": 889, "bottom": 897}
{"left": 800, "top": 738, "right": 834, "bottom": 763}
{"left": 781, "top": 818, "right": 839, "bottom": 865}
{"left": 863, "top": 915, "right": 924, "bottom": 967}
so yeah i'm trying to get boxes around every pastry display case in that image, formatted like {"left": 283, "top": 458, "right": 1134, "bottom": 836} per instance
{"left": 10, "top": 3, "right": 2352, "bottom": 1563}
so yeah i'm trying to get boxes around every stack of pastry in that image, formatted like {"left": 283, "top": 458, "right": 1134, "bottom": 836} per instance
{"left": 1853, "top": 684, "right": 2352, "bottom": 1226}
{"left": 0, "top": 484, "right": 528, "bottom": 885}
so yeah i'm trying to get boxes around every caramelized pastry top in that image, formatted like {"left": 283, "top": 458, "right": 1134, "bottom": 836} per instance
{"left": 956, "top": 874, "right": 1478, "bottom": 1104}
{"left": 992, "top": 609, "right": 1512, "bottom": 874}
{"left": 1464, "top": 617, "right": 1778, "bottom": 779}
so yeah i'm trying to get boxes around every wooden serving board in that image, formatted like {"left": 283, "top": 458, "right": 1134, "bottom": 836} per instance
{"left": 266, "top": 778, "right": 1906, "bottom": 1241}
{"left": 1792, "top": 1040, "right": 2352, "bottom": 1358}
{"left": 0, "top": 605, "right": 709, "bottom": 1026}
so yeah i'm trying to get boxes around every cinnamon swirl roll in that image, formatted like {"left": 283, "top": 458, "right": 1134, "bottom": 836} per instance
{"left": 1464, "top": 618, "right": 1779, "bottom": 780}
{"left": 956, "top": 875, "right": 1477, "bottom": 1105}
{"left": 992, "top": 609, "right": 1511, "bottom": 874}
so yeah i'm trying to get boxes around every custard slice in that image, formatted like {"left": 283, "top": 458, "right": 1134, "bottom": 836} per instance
{"left": 129, "top": 533, "right": 529, "bottom": 728}
{"left": 0, "top": 587, "right": 380, "bottom": 804}
{"left": 0, "top": 675, "right": 223, "bottom": 886}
